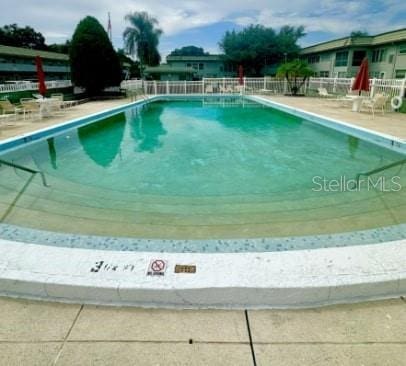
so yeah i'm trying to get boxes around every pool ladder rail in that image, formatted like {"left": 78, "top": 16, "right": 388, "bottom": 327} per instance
{"left": 0, "top": 158, "right": 50, "bottom": 187}
{"left": 353, "top": 158, "right": 406, "bottom": 188}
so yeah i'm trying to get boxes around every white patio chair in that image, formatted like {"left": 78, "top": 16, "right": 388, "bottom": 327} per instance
{"left": 361, "top": 93, "right": 388, "bottom": 118}
{"left": 0, "top": 99, "right": 23, "bottom": 118}
{"left": 20, "top": 99, "right": 41, "bottom": 120}
{"left": 49, "top": 98, "right": 65, "bottom": 115}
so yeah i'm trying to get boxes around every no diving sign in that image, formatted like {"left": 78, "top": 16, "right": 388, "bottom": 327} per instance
{"left": 147, "top": 259, "right": 167, "bottom": 276}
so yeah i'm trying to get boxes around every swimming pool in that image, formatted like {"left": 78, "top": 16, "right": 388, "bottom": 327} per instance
{"left": 0, "top": 96, "right": 405, "bottom": 252}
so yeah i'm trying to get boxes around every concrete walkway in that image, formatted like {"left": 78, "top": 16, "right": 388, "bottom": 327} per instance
{"left": 1, "top": 297, "right": 406, "bottom": 365}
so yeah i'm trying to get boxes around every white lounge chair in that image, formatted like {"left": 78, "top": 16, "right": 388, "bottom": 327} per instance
{"left": 317, "top": 87, "right": 334, "bottom": 98}
{"left": 32, "top": 93, "right": 44, "bottom": 99}
{"left": 205, "top": 85, "right": 214, "bottom": 93}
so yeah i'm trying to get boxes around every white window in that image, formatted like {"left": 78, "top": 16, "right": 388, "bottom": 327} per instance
{"left": 335, "top": 51, "right": 348, "bottom": 67}
{"left": 388, "top": 54, "right": 395, "bottom": 63}
{"left": 395, "top": 69, "right": 406, "bottom": 79}
{"left": 320, "top": 54, "right": 330, "bottom": 62}
{"left": 371, "top": 49, "right": 386, "bottom": 63}
{"left": 308, "top": 55, "right": 320, "bottom": 64}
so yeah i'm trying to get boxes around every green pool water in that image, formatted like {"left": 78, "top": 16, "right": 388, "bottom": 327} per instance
{"left": 0, "top": 99, "right": 405, "bottom": 240}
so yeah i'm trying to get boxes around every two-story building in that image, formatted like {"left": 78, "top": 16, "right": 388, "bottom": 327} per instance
{"left": 0, "top": 45, "right": 70, "bottom": 82}
{"left": 144, "top": 54, "right": 236, "bottom": 81}
{"left": 300, "top": 28, "right": 406, "bottom": 79}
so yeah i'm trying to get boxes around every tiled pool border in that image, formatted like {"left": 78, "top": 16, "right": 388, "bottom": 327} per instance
{"left": 1, "top": 223, "right": 405, "bottom": 253}
{"left": 0, "top": 94, "right": 405, "bottom": 307}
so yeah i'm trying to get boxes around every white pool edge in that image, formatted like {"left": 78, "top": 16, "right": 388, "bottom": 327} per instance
{"left": 0, "top": 238, "right": 405, "bottom": 308}
{"left": 0, "top": 94, "right": 405, "bottom": 308}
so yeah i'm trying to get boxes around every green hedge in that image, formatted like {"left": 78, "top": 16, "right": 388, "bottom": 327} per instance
{"left": 0, "top": 87, "right": 74, "bottom": 104}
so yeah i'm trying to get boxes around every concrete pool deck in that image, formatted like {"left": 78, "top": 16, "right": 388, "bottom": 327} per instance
{"left": 0, "top": 98, "right": 132, "bottom": 141}
{"left": 1, "top": 296, "right": 406, "bottom": 365}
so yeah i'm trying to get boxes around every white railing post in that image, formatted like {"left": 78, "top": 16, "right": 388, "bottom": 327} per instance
{"left": 263, "top": 77, "right": 266, "bottom": 90}
{"left": 370, "top": 78, "right": 376, "bottom": 98}
{"left": 283, "top": 78, "right": 288, "bottom": 94}
{"left": 350, "top": 77, "right": 355, "bottom": 92}
{"left": 166, "top": 81, "right": 169, "bottom": 95}
{"left": 223, "top": 77, "right": 225, "bottom": 93}
{"left": 184, "top": 80, "right": 187, "bottom": 95}
{"left": 153, "top": 81, "right": 157, "bottom": 95}
{"left": 333, "top": 77, "right": 337, "bottom": 93}
{"left": 243, "top": 77, "right": 246, "bottom": 94}
{"left": 400, "top": 77, "right": 406, "bottom": 98}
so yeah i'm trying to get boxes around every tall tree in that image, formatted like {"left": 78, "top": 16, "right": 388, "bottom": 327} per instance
{"left": 169, "top": 46, "right": 208, "bottom": 56}
{"left": 220, "top": 24, "right": 305, "bottom": 76}
{"left": 123, "top": 11, "right": 162, "bottom": 74}
{"left": 70, "top": 16, "right": 122, "bottom": 95}
{"left": 350, "top": 30, "right": 369, "bottom": 37}
{"left": 0, "top": 23, "right": 47, "bottom": 49}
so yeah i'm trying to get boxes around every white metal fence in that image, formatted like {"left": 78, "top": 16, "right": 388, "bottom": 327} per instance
{"left": 308, "top": 77, "right": 406, "bottom": 99}
{"left": 121, "top": 77, "right": 406, "bottom": 99}
{"left": 0, "top": 80, "right": 72, "bottom": 93}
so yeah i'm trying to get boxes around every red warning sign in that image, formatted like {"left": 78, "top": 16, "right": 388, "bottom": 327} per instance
{"left": 147, "top": 259, "right": 167, "bottom": 276}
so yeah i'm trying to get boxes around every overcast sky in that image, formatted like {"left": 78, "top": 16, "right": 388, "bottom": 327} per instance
{"left": 1, "top": 0, "right": 405, "bottom": 59}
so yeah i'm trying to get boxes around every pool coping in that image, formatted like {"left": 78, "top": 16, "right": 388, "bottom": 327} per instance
{"left": 0, "top": 238, "right": 405, "bottom": 308}
{"left": 0, "top": 94, "right": 405, "bottom": 308}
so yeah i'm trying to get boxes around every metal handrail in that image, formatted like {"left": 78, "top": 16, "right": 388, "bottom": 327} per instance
{"left": 354, "top": 158, "right": 406, "bottom": 188}
{"left": 0, "top": 159, "right": 50, "bottom": 187}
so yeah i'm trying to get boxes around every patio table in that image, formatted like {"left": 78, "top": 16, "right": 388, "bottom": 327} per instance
{"left": 348, "top": 95, "right": 368, "bottom": 112}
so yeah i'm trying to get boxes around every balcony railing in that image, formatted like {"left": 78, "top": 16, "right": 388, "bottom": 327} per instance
{"left": 0, "top": 80, "right": 72, "bottom": 93}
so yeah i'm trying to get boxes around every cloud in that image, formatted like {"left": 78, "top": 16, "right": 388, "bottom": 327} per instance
{"left": 0, "top": 0, "right": 404, "bottom": 55}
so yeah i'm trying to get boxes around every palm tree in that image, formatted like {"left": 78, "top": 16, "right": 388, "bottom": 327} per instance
{"left": 123, "top": 12, "right": 162, "bottom": 76}
{"left": 277, "top": 59, "right": 313, "bottom": 96}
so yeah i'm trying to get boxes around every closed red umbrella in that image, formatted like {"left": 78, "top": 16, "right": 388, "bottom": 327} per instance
{"left": 352, "top": 57, "right": 369, "bottom": 95}
{"left": 35, "top": 56, "right": 47, "bottom": 96}
{"left": 238, "top": 65, "right": 244, "bottom": 85}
